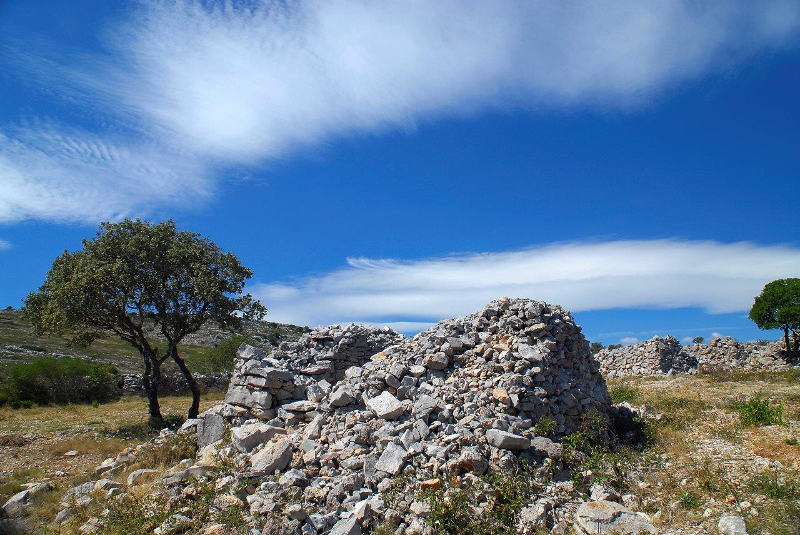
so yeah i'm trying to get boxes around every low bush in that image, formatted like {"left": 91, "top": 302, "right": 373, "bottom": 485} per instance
{"left": 421, "top": 460, "right": 541, "bottom": 535}
{"left": 533, "top": 416, "right": 556, "bottom": 435}
{"left": 204, "top": 334, "right": 249, "bottom": 372}
{"left": 733, "top": 394, "right": 784, "bottom": 426}
{"left": 0, "top": 357, "right": 122, "bottom": 407}
{"left": 748, "top": 471, "right": 800, "bottom": 500}
{"left": 610, "top": 384, "right": 640, "bottom": 404}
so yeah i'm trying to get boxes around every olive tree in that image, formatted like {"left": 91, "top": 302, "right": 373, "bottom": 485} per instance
{"left": 24, "top": 219, "right": 266, "bottom": 424}
{"left": 749, "top": 278, "right": 800, "bottom": 357}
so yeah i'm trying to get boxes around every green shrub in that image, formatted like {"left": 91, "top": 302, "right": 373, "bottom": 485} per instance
{"left": 748, "top": 472, "right": 800, "bottom": 500}
{"left": 734, "top": 394, "right": 785, "bottom": 426}
{"left": 421, "top": 461, "right": 540, "bottom": 535}
{"left": 533, "top": 417, "right": 556, "bottom": 435}
{"left": 204, "top": 334, "right": 249, "bottom": 372}
{"left": 610, "top": 385, "right": 640, "bottom": 404}
{"left": 0, "top": 357, "right": 122, "bottom": 406}
{"left": 563, "top": 411, "right": 609, "bottom": 455}
{"left": 678, "top": 490, "right": 702, "bottom": 509}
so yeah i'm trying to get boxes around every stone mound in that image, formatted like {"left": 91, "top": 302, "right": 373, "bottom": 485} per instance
{"left": 596, "top": 336, "right": 795, "bottom": 378}
{"left": 212, "top": 297, "right": 611, "bottom": 533}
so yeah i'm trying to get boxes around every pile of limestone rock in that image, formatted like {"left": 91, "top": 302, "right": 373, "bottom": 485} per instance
{"left": 197, "top": 297, "right": 618, "bottom": 533}
{"left": 596, "top": 335, "right": 794, "bottom": 378}
{"left": 42, "top": 298, "right": 663, "bottom": 535}
{"left": 221, "top": 323, "right": 406, "bottom": 422}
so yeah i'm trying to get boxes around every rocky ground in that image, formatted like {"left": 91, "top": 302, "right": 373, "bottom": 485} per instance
{"left": 0, "top": 300, "right": 798, "bottom": 534}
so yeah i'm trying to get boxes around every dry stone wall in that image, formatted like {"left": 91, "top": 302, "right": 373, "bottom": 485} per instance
{"left": 206, "top": 297, "right": 611, "bottom": 533}
{"left": 596, "top": 336, "right": 795, "bottom": 378}
{"left": 221, "top": 324, "right": 405, "bottom": 421}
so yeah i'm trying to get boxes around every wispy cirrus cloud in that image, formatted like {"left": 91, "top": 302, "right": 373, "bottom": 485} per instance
{"left": 251, "top": 240, "right": 800, "bottom": 327}
{"left": 2, "top": 1, "right": 800, "bottom": 221}
{"left": 0, "top": 238, "right": 10, "bottom": 250}
{"left": 0, "top": 122, "right": 211, "bottom": 223}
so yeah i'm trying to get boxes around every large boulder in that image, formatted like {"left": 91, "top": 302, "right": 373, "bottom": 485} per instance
{"left": 574, "top": 500, "right": 656, "bottom": 534}
{"left": 250, "top": 438, "right": 294, "bottom": 475}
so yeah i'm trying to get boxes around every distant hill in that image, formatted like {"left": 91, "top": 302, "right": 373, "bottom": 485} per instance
{"left": 0, "top": 308, "right": 307, "bottom": 375}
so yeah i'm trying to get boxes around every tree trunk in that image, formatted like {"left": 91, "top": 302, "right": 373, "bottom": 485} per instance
{"left": 142, "top": 356, "right": 164, "bottom": 426}
{"left": 172, "top": 348, "right": 200, "bottom": 419}
{"left": 784, "top": 327, "right": 791, "bottom": 355}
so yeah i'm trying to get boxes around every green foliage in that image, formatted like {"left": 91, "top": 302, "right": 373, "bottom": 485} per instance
{"left": 421, "top": 461, "right": 541, "bottom": 535}
{"left": 563, "top": 411, "right": 609, "bottom": 455}
{"left": 734, "top": 394, "right": 785, "bottom": 426}
{"left": 692, "top": 336, "right": 704, "bottom": 344}
{"left": 748, "top": 471, "right": 800, "bottom": 500}
{"left": 609, "top": 384, "right": 640, "bottom": 404}
{"left": 749, "top": 278, "right": 800, "bottom": 354}
{"left": 23, "top": 219, "right": 266, "bottom": 421}
{"left": 677, "top": 490, "right": 702, "bottom": 509}
{"left": 205, "top": 334, "right": 249, "bottom": 372}
{"left": 607, "top": 343, "right": 622, "bottom": 350}
{"left": 533, "top": 416, "right": 556, "bottom": 435}
{"left": 0, "top": 356, "right": 121, "bottom": 406}
{"left": 589, "top": 341, "right": 604, "bottom": 354}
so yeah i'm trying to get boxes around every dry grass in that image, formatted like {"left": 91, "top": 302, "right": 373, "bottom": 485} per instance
{"left": 607, "top": 371, "right": 800, "bottom": 534}
{"left": 0, "top": 393, "right": 222, "bottom": 508}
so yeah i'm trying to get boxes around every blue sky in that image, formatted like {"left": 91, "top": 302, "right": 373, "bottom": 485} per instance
{"left": 1, "top": 0, "right": 800, "bottom": 345}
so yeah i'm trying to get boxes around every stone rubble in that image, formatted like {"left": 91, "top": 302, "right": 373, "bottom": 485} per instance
{"left": 207, "top": 297, "right": 612, "bottom": 533}
{"left": 596, "top": 335, "right": 796, "bottom": 378}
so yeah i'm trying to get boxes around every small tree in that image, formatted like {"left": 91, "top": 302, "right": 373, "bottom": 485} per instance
{"left": 24, "top": 219, "right": 265, "bottom": 424}
{"left": 692, "top": 336, "right": 704, "bottom": 345}
{"left": 749, "top": 278, "right": 800, "bottom": 357}
{"left": 589, "top": 342, "right": 604, "bottom": 354}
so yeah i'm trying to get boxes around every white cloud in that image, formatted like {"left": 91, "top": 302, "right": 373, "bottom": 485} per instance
{"left": 0, "top": 123, "right": 211, "bottom": 222}
{"left": 0, "top": 238, "right": 10, "bottom": 250}
{"left": 104, "top": 0, "right": 800, "bottom": 161}
{"left": 620, "top": 337, "right": 640, "bottom": 346}
{"left": 251, "top": 240, "right": 800, "bottom": 327}
{"left": 2, "top": 1, "right": 800, "bottom": 221}
{"left": 712, "top": 331, "right": 725, "bottom": 339}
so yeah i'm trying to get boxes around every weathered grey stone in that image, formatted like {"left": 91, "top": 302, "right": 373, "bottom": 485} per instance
{"left": 486, "top": 429, "right": 530, "bottom": 450}
{"left": 330, "top": 517, "right": 361, "bottom": 535}
{"left": 2, "top": 489, "right": 31, "bottom": 518}
{"left": 225, "top": 386, "right": 272, "bottom": 410}
{"left": 127, "top": 468, "right": 158, "bottom": 486}
{"left": 718, "top": 514, "right": 748, "bottom": 535}
{"left": 197, "top": 413, "right": 227, "bottom": 448}
{"left": 422, "top": 352, "right": 449, "bottom": 370}
{"left": 329, "top": 385, "right": 356, "bottom": 407}
{"left": 365, "top": 391, "right": 405, "bottom": 420}
{"left": 55, "top": 507, "right": 74, "bottom": 524}
{"left": 251, "top": 439, "right": 293, "bottom": 474}
{"left": 574, "top": 500, "right": 656, "bottom": 534}
{"left": 282, "top": 400, "right": 317, "bottom": 412}
{"left": 278, "top": 469, "right": 309, "bottom": 487}
{"left": 412, "top": 394, "right": 438, "bottom": 419}
{"left": 530, "top": 436, "right": 563, "bottom": 458}
{"left": 231, "top": 423, "right": 285, "bottom": 452}
{"left": 93, "top": 479, "right": 123, "bottom": 492}
{"left": 375, "top": 443, "right": 406, "bottom": 475}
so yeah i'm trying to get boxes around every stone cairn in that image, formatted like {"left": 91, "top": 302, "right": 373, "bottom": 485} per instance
{"left": 596, "top": 336, "right": 795, "bottom": 378}
{"left": 202, "top": 297, "right": 612, "bottom": 533}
